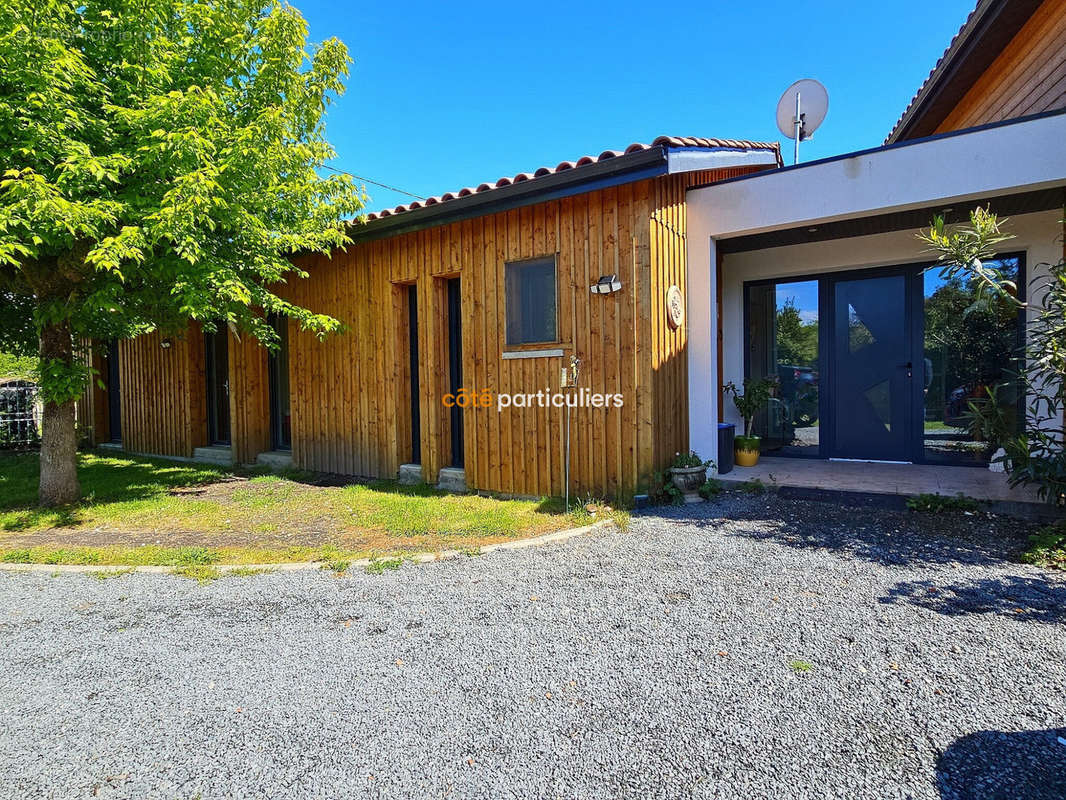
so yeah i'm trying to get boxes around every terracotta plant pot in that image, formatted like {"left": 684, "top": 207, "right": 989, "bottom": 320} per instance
{"left": 734, "top": 435, "right": 761, "bottom": 467}
{"left": 668, "top": 465, "right": 706, "bottom": 494}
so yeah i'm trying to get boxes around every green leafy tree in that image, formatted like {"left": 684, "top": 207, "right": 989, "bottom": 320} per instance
{"left": 0, "top": 0, "right": 364, "bottom": 505}
{"left": 775, "top": 298, "right": 817, "bottom": 367}
{"left": 920, "top": 207, "right": 1066, "bottom": 506}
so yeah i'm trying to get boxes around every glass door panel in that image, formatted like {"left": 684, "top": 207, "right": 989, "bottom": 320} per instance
{"left": 746, "top": 280, "right": 820, "bottom": 455}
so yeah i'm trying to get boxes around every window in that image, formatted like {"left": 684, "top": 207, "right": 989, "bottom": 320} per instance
{"left": 505, "top": 256, "right": 557, "bottom": 345}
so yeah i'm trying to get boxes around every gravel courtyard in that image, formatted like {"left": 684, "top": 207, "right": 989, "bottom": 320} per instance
{"left": 1, "top": 494, "right": 1064, "bottom": 799}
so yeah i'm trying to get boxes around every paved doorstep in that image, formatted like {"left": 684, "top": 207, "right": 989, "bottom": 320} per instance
{"left": 0, "top": 495, "right": 1064, "bottom": 800}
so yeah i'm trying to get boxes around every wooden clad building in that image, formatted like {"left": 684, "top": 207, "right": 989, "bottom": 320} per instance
{"left": 94, "top": 137, "right": 780, "bottom": 498}
{"left": 90, "top": 0, "right": 1066, "bottom": 499}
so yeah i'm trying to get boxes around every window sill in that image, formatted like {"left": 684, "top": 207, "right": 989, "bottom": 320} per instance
{"left": 502, "top": 348, "right": 565, "bottom": 360}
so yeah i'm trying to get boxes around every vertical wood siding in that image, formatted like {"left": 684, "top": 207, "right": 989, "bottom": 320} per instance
{"left": 115, "top": 164, "right": 771, "bottom": 496}
{"left": 228, "top": 331, "right": 271, "bottom": 464}
{"left": 118, "top": 327, "right": 207, "bottom": 458}
{"left": 75, "top": 345, "right": 108, "bottom": 445}
{"left": 648, "top": 168, "right": 761, "bottom": 468}
{"left": 936, "top": 0, "right": 1066, "bottom": 132}
{"left": 274, "top": 167, "right": 764, "bottom": 497}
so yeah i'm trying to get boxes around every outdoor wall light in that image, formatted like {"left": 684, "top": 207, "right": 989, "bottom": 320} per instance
{"left": 590, "top": 274, "right": 622, "bottom": 295}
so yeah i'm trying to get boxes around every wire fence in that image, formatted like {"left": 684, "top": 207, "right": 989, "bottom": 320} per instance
{"left": 0, "top": 381, "right": 41, "bottom": 449}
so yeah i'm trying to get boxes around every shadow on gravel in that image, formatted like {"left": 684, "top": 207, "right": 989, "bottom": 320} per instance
{"left": 937, "top": 728, "right": 1066, "bottom": 799}
{"left": 879, "top": 575, "right": 1066, "bottom": 624}
{"left": 647, "top": 494, "right": 1038, "bottom": 569}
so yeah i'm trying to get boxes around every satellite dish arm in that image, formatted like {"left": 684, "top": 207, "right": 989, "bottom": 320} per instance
{"left": 793, "top": 91, "right": 802, "bottom": 165}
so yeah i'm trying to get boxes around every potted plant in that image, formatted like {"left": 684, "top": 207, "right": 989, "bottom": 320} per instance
{"left": 667, "top": 450, "right": 713, "bottom": 502}
{"left": 724, "top": 377, "right": 777, "bottom": 467}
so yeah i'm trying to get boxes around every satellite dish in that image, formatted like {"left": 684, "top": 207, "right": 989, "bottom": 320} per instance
{"left": 775, "top": 79, "right": 829, "bottom": 165}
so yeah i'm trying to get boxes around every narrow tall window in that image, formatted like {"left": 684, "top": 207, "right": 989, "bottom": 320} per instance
{"left": 505, "top": 256, "right": 557, "bottom": 345}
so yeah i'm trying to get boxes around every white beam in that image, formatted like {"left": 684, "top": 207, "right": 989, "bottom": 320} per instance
{"left": 689, "top": 112, "right": 1066, "bottom": 238}
{"left": 686, "top": 214, "right": 719, "bottom": 470}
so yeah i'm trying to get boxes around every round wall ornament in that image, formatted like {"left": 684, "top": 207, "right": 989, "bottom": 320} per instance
{"left": 666, "top": 285, "right": 684, "bottom": 329}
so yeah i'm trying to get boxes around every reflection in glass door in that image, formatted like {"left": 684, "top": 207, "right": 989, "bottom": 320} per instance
{"left": 922, "top": 256, "right": 1023, "bottom": 464}
{"left": 746, "top": 280, "right": 820, "bottom": 456}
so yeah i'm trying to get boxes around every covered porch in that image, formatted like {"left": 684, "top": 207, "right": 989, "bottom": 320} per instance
{"left": 686, "top": 110, "right": 1066, "bottom": 506}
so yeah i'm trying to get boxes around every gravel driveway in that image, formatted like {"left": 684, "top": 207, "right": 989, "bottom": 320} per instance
{"left": 1, "top": 494, "right": 1064, "bottom": 799}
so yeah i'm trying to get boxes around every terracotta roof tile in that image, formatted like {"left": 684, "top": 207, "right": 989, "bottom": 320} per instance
{"left": 363, "top": 135, "right": 780, "bottom": 222}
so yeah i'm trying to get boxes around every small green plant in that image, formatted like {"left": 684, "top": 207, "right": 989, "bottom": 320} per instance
{"left": 648, "top": 470, "right": 685, "bottom": 506}
{"left": 669, "top": 450, "right": 713, "bottom": 469}
{"left": 322, "top": 560, "right": 351, "bottom": 573}
{"left": 962, "top": 383, "right": 1019, "bottom": 457}
{"left": 171, "top": 565, "right": 271, "bottom": 583}
{"left": 906, "top": 493, "right": 979, "bottom": 513}
{"left": 171, "top": 565, "right": 223, "bottom": 584}
{"left": 739, "top": 478, "right": 767, "bottom": 495}
{"left": 366, "top": 556, "right": 405, "bottom": 575}
{"left": 460, "top": 547, "right": 483, "bottom": 557}
{"left": 225, "top": 566, "right": 273, "bottom": 578}
{"left": 789, "top": 659, "right": 813, "bottom": 673}
{"left": 1020, "top": 522, "right": 1066, "bottom": 570}
{"left": 698, "top": 479, "right": 723, "bottom": 500}
{"left": 724, "top": 377, "right": 778, "bottom": 438}
{"left": 90, "top": 568, "right": 134, "bottom": 581}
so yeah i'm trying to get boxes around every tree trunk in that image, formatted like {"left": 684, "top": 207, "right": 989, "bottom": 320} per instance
{"left": 38, "top": 321, "right": 81, "bottom": 507}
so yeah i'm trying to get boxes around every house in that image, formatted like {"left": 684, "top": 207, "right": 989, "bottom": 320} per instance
{"left": 83, "top": 139, "right": 782, "bottom": 498}
{"left": 87, "top": 0, "right": 1066, "bottom": 501}
{"left": 686, "top": 0, "right": 1066, "bottom": 483}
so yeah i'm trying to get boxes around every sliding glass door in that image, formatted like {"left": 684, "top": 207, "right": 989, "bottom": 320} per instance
{"left": 743, "top": 256, "right": 1024, "bottom": 465}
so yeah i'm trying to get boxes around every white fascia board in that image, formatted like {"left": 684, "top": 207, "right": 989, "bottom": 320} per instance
{"left": 667, "top": 147, "right": 780, "bottom": 174}
{"left": 689, "top": 112, "right": 1066, "bottom": 238}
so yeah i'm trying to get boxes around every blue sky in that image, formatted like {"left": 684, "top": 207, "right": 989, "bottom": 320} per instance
{"left": 297, "top": 0, "right": 977, "bottom": 213}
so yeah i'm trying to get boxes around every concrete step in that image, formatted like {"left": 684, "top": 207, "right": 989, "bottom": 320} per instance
{"left": 193, "top": 445, "right": 233, "bottom": 466}
{"left": 437, "top": 467, "right": 467, "bottom": 493}
{"left": 398, "top": 463, "right": 423, "bottom": 485}
{"left": 256, "top": 450, "right": 294, "bottom": 470}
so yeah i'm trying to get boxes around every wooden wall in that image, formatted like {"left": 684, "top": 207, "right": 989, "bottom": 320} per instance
{"left": 109, "top": 164, "right": 768, "bottom": 496}
{"left": 117, "top": 327, "right": 207, "bottom": 458}
{"left": 228, "top": 331, "right": 271, "bottom": 464}
{"left": 75, "top": 345, "right": 108, "bottom": 445}
{"left": 278, "top": 165, "right": 762, "bottom": 498}
{"left": 936, "top": 0, "right": 1066, "bottom": 133}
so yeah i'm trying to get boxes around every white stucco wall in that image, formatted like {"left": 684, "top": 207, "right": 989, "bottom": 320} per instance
{"left": 715, "top": 208, "right": 1061, "bottom": 446}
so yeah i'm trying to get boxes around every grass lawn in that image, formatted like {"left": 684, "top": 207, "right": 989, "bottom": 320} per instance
{"left": 0, "top": 451, "right": 613, "bottom": 567}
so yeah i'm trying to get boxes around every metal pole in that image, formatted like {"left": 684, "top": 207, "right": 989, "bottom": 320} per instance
{"left": 794, "top": 90, "right": 802, "bottom": 165}
{"left": 565, "top": 402, "right": 571, "bottom": 512}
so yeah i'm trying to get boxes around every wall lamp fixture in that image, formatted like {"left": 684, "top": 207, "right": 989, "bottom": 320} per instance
{"left": 590, "top": 274, "right": 622, "bottom": 295}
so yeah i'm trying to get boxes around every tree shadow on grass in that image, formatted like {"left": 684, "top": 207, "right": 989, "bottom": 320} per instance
{"left": 879, "top": 574, "right": 1066, "bottom": 624}
{"left": 647, "top": 494, "right": 1042, "bottom": 570}
{"left": 937, "top": 728, "right": 1066, "bottom": 799}
{"left": 0, "top": 451, "right": 234, "bottom": 531}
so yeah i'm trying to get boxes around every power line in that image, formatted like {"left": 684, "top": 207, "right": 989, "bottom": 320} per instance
{"left": 321, "top": 164, "right": 426, "bottom": 200}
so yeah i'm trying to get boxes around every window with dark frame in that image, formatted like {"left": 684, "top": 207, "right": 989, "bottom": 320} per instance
{"left": 505, "top": 256, "right": 558, "bottom": 346}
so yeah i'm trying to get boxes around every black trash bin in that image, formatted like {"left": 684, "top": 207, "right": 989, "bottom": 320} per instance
{"left": 717, "top": 422, "right": 735, "bottom": 474}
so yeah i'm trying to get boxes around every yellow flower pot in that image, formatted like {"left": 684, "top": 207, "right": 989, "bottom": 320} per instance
{"left": 734, "top": 447, "right": 760, "bottom": 468}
